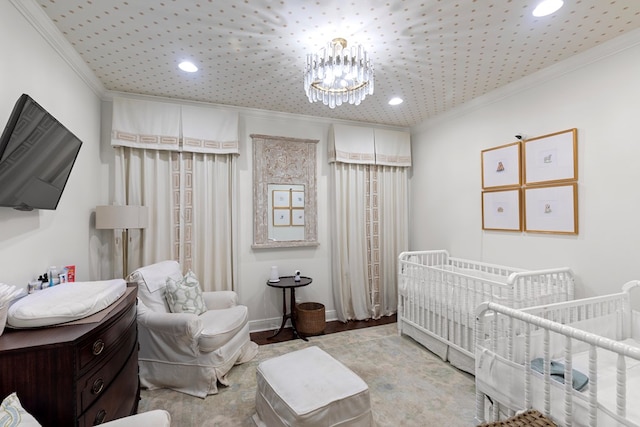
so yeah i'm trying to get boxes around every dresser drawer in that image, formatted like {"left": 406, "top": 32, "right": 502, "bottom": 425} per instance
{"left": 78, "top": 344, "right": 139, "bottom": 426}
{"left": 78, "top": 321, "right": 137, "bottom": 414}
{"left": 78, "top": 301, "right": 136, "bottom": 372}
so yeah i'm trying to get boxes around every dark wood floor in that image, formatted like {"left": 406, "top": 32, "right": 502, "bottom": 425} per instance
{"left": 250, "top": 314, "right": 397, "bottom": 345}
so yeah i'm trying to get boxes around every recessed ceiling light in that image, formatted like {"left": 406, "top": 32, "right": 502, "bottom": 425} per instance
{"left": 178, "top": 61, "right": 198, "bottom": 73}
{"left": 532, "top": 0, "right": 564, "bottom": 17}
{"left": 388, "top": 97, "right": 403, "bottom": 106}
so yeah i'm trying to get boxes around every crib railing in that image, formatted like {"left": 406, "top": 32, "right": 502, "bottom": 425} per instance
{"left": 475, "top": 280, "right": 640, "bottom": 427}
{"left": 398, "top": 251, "right": 575, "bottom": 375}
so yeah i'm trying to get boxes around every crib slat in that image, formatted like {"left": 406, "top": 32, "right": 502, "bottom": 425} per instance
{"left": 543, "top": 329, "right": 551, "bottom": 417}
{"left": 617, "top": 353, "right": 626, "bottom": 419}
{"left": 588, "top": 345, "right": 597, "bottom": 427}
{"left": 524, "top": 323, "right": 532, "bottom": 409}
{"left": 563, "top": 336, "right": 573, "bottom": 427}
{"left": 475, "top": 311, "right": 486, "bottom": 424}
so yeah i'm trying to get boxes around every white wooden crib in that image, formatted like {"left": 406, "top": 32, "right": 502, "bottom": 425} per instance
{"left": 475, "top": 281, "right": 640, "bottom": 426}
{"left": 397, "top": 250, "right": 575, "bottom": 374}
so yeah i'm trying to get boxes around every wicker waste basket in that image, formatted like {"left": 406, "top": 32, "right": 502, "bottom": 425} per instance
{"left": 477, "top": 410, "right": 557, "bottom": 427}
{"left": 295, "top": 302, "right": 325, "bottom": 336}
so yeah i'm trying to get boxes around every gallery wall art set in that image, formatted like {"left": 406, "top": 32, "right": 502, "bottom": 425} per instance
{"left": 481, "top": 128, "right": 578, "bottom": 234}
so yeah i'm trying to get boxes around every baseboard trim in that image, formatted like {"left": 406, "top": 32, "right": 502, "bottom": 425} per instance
{"left": 248, "top": 309, "right": 338, "bottom": 333}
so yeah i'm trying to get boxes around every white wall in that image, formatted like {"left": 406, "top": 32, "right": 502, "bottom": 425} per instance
{"left": 236, "top": 112, "right": 334, "bottom": 331}
{"left": 410, "top": 29, "right": 640, "bottom": 298}
{"left": 0, "top": 2, "right": 105, "bottom": 287}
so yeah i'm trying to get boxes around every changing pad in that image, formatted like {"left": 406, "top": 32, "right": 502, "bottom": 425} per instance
{"left": 7, "top": 279, "right": 126, "bottom": 328}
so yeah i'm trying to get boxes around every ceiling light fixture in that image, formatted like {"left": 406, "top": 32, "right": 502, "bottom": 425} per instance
{"left": 389, "top": 97, "right": 403, "bottom": 106}
{"left": 178, "top": 61, "right": 198, "bottom": 73}
{"left": 304, "top": 38, "right": 374, "bottom": 109}
{"left": 532, "top": 0, "right": 564, "bottom": 17}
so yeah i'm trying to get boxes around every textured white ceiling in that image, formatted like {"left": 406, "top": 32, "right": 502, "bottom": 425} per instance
{"left": 29, "top": 0, "right": 640, "bottom": 127}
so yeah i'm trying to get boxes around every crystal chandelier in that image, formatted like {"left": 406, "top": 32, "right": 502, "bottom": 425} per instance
{"left": 304, "top": 38, "right": 374, "bottom": 108}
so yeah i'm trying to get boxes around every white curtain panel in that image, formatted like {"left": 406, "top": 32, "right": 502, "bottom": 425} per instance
{"left": 329, "top": 124, "right": 410, "bottom": 321}
{"left": 111, "top": 98, "right": 239, "bottom": 289}
{"left": 330, "top": 162, "right": 372, "bottom": 321}
{"left": 114, "top": 147, "right": 176, "bottom": 278}
{"left": 185, "top": 152, "right": 237, "bottom": 292}
{"left": 376, "top": 165, "right": 408, "bottom": 316}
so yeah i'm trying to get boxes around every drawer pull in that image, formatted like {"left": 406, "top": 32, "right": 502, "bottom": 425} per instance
{"left": 94, "top": 409, "right": 107, "bottom": 424}
{"left": 92, "top": 378, "right": 105, "bottom": 395}
{"left": 92, "top": 339, "right": 105, "bottom": 355}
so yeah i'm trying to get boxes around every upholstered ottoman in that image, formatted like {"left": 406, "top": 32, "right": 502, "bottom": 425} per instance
{"left": 252, "top": 346, "right": 373, "bottom": 427}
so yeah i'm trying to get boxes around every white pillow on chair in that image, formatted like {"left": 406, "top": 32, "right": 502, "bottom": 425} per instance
{"left": 165, "top": 270, "right": 207, "bottom": 315}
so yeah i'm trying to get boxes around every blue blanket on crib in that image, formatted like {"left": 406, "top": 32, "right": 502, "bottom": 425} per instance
{"left": 530, "top": 358, "right": 589, "bottom": 391}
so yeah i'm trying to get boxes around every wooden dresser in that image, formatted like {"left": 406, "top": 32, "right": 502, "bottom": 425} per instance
{"left": 0, "top": 286, "right": 139, "bottom": 426}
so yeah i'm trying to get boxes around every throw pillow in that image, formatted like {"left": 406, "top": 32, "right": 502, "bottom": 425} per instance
{"left": 0, "top": 392, "right": 42, "bottom": 426}
{"left": 165, "top": 270, "right": 207, "bottom": 315}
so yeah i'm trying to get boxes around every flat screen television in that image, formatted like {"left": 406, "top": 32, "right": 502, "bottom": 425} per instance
{"left": 0, "top": 94, "right": 82, "bottom": 211}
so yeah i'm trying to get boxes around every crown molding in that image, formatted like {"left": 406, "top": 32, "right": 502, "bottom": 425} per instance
{"left": 10, "top": 0, "right": 106, "bottom": 98}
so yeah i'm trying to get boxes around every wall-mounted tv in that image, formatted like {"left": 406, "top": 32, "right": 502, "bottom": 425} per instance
{"left": 0, "top": 94, "right": 82, "bottom": 211}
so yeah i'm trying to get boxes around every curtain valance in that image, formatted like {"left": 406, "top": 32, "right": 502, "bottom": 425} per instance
{"left": 181, "top": 105, "right": 239, "bottom": 154}
{"left": 111, "top": 97, "right": 239, "bottom": 155}
{"left": 111, "top": 97, "right": 180, "bottom": 151}
{"left": 329, "top": 124, "right": 375, "bottom": 164}
{"left": 374, "top": 128, "right": 412, "bottom": 167}
{"left": 328, "top": 124, "right": 411, "bottom": 167}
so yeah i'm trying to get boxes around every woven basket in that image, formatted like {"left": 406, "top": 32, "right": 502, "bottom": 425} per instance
{"left": 478, "top": 410, "right": 557, "bottom": 427}
{"left": 296, "top": 302, "right": 325, "bottom": 336}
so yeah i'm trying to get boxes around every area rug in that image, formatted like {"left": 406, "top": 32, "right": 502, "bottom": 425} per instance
{"left": 138, "top": 324, "right": 477, "bottom": 426}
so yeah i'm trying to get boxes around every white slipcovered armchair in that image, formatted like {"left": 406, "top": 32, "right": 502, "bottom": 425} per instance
{"left": 127, "top": 260, "right": 258, "bottom": 398}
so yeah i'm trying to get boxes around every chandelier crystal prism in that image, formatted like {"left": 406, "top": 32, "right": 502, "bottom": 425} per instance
{"left": 304, "top": 38, "right": 374, "bottom": 108}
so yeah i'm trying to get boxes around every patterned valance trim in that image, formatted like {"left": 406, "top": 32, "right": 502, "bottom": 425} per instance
{"left": 328, "top": 124, "right": 411, "bottom": 167}
{"left": 328, "top": 149, "right": 376, "bottom": 163}
{"left": 375, "top": 153, "right": 412, "bottom": 166}
{"left": 112, "top": 131, "right": 180, "bottom": 150}
{"left": 182, "top": 138, "right": 239, "bottom": 154}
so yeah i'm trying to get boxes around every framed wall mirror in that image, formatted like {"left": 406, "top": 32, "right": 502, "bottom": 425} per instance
{"left": 251, "top": 134, "right": 319, "bottom": 248}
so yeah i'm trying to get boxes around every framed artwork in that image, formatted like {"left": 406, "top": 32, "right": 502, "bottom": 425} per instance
{"left": 292, "top": 209, "right": 305, "bottom": 226}
{"left": 524, "top": 183, "right": 578, "bottom": 234}
{"left": 273, "top": 208, "right": 291, "bottom": 226}
{"left": 292, "top": 190, "right": 305, "bottom": 208}
{"left": 524, "top": 128, "right": 577, "bottom": 185}
{"left": 482, "top": 188, "right": 521, "bottom": 231}
{"left": 481, "top": 142, "right": 521, "bottom": 189}
{"left": 272, "top": 190, "right": 290, "bottom": 208}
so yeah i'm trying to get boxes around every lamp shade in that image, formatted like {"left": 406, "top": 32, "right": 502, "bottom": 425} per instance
{"left": 95, "top": 205, "right": 148, "bottom": 230}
